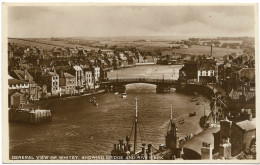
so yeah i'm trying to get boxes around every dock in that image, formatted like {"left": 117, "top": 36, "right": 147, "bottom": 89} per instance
{"left": 9, "top": 108, "right": 52, "bottom": 123}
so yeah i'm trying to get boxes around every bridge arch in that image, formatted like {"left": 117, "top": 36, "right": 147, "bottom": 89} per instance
{"left": 101, "top": 78, "right": 179, "bottom": 93}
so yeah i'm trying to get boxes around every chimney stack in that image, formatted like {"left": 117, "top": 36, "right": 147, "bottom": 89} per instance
{"left": 24, "top": 69, "right": 27, "bottom": 81}
{"left": 220, "top": 118, "right": 232, "bottom": 142}
{"left": 119, "top": 140, "right": 124, "bottom": 152}
{"left": 113, "top": 144, "right": 117, "bottom": 151}
{"left": 180, "top": 147, "right": 184, "bottom": 158}
{"left": 126, "top": 136, "right": 130, "bottom": 146}
{"left": 201, "top": 142, "right": 212, "bottom": 160}
{"left": 148, "top": 144, "right": 153, "bottom": 160}
{"left": 142, "top": 143, "right": 146, "bottom": 160}
{"left": 128, "top": 144, "right": 132, "bottom": 152}
{"left": 219, "top": 138, "right": 231, "bottom": 159}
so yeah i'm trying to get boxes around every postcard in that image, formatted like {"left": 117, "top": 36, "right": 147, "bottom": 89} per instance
{"left": 2, "top": 3, "right": 259, "bottom": 163}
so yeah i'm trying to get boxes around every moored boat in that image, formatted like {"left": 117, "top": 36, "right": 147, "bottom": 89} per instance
{"left": 191, "top": 97, "right": 197, "bottom": 102}
{"left": 122, "top": 93, "right": 127, "bottom": 99}
{"left": 179, "top": 118, "right": 185, "bottom": 124}
{"left": 94, "top": 102, "right": 98, "bottom": 106}
{"left": 189, "top": 112, "right": 196, "bottom": 117}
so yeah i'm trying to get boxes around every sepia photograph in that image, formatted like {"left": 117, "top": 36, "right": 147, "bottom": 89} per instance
{"left": 1, "top": 3, "right": 259, "bottom": 163}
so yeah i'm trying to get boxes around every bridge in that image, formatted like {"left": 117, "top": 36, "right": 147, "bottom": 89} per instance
{"left": 101, "top": 78, "right": 180, "bottom": 93}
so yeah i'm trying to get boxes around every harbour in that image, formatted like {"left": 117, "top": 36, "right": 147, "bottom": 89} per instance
{"left": 9, "top": 66, "right": 211, "bottom": 157}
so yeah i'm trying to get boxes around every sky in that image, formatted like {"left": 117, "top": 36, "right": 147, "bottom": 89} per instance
{"left": 7, "top": 5, "right": 256, "bottom": 38}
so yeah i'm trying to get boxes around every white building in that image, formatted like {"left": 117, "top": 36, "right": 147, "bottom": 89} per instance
{"left": 84, "top": 69, "right": 94, "bottom": 90}
{"left": 93, "top": 66, "right": 100, "bottom": 82}
{"left": 41, "top": 72, "right": 61, "bottom": 95}
{"left": 73, "top": 65, "right": 84, "bottom": 87}
{"left": 8, "top": 79, "right": 29, "bottom": 89}
{"left": 197, "top": 66, "right": 215, "bottom": 83}
{"left": 93, "top": 66, "right": 100, "bottom": 89}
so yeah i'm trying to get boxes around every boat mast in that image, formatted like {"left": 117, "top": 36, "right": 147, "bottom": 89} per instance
{"left": 214, "top": 95, "right": 216, "bottom": 124}
{"left": 134, "top": 98, "right": 138, "bottom": 154}
{"left": 171, "top": 105, "right": 173, "bottom": 121}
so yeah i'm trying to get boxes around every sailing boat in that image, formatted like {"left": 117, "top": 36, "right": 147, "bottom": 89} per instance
{"left": 111, "top": 98, "right": 154, "bottom": 160}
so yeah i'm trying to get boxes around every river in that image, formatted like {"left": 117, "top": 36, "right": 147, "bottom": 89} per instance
{"left": 9, "top": 65, "right": 211, "bottom": 157}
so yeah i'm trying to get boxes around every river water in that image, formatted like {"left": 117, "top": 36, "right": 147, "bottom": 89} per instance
{"left": 9, "top": 65, "right": 211, "bottom": 157}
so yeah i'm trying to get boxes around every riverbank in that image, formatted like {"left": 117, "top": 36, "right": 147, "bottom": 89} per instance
{"left": 24, "top": 89, "right": 106, "bottom": 110}
{"left": 135, "top": 62, "right": 156, "bottom": 66}
{"left": 177, "top": 83, "right": 226, "bottom": 98}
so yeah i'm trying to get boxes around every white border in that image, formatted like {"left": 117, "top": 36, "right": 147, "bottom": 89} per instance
{"left": 1, "top": 1, "right": 259, "bottom": 164}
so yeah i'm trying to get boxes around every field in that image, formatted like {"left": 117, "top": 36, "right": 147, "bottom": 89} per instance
{"left": 173, "top": 45, "right": 241, "bottom": 58}
{"left": 95, "top": 41, "right": 241, "bottom": 57}
{"left": 9, "top": 38, "right": 241, "bottom": 58}
{"left": 9, "top": 38, "right": 99, "bottom": 51}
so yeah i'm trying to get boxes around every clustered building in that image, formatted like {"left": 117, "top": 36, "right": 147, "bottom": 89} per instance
{"left": 7, "top": 43, "right": 149, "bottom": 108}
{"left": 177, "top": 50, "right": 255, "bottom": 160}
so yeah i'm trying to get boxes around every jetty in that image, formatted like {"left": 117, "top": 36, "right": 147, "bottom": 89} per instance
{"left": 9, "top": 108, "right": 52, "bottom": 123}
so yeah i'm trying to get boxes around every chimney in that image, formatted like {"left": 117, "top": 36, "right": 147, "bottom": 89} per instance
{"left": 241, "top": 109, "right": 252, "bottom": 121}
{"left": 128, "top": 144, "right": 132, "bottom": 152}
{"left": 122, "top": 144, "right": 125, "bottom": 152}
{"left": 180, "top": 147, "right": 184, "bottom": 158}
{"left": 219, "top": 138, "right": 231, "bottom": 159}
{"left": 148, "top": 144, "right": 153, "bottom": 160}
{"left": 24, "top": 69, "right": 27, "bottom": 81}
{"left": 119, "top": 140, "right": 124, "bottom": 152}
{"left": 220, "top": 118, "right": 232, "bottom": 142}
{"left": 201, "top": 142, "right": 212, "bottom": 160}
{"left": 59, "top": 70, "right": 64, "bottom": 78}
{"left": 126, "top": 136, "right": 130, "bottom": 147}
{"left": 124, "top": 144, "right": 127, "bottom": 152}
{"left": 116, "top": 144, "right": 119, "bottom": 152}
{"left": 113, "top": 144, "right": 117, "bottom": 151}
{"left": 142, "top": 143, "right": 146, "bottom": 160}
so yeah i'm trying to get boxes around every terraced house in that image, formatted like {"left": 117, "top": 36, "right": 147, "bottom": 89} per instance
{"left": 59, "top": 72, "right": 76, "bottom": 95}
{"left": 41, "top": 72, "right": 60, "bottom": 96}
